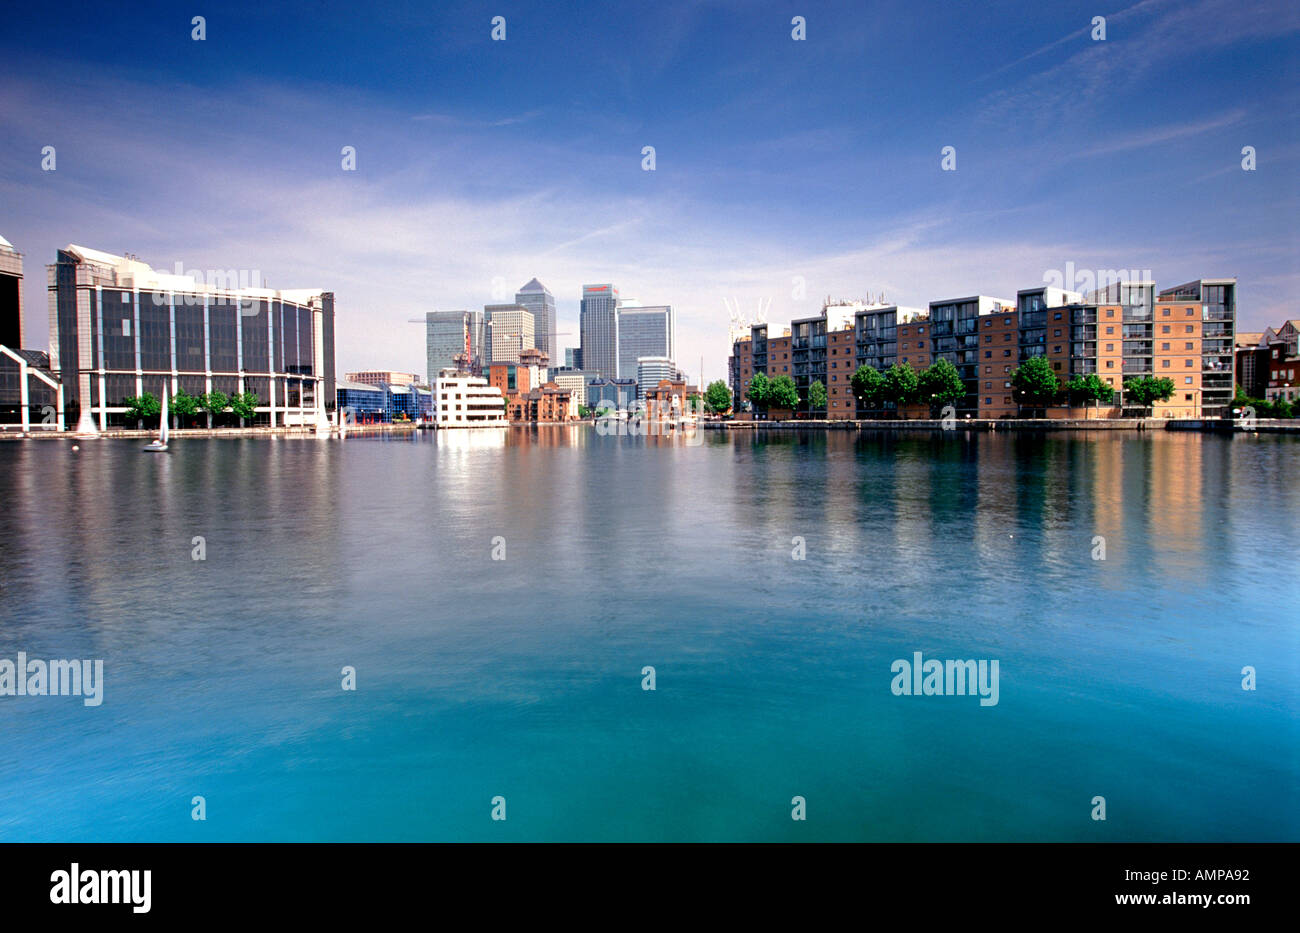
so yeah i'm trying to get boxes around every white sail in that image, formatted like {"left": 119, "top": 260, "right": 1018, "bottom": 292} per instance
{"left": 160, "top": 386, "right": 169, "bottom": 445}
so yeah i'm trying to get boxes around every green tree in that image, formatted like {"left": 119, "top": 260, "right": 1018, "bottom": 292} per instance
{"left": 882, "top": 362, "right": 920, "bottom": 407}
{"left": 918, "top": 359, "right": 965, "bottom": 414}
{"left": 807, "top": 380, "right": 827, "bottom": 414}
{"left": 1065, "top": 373, "right": 1115, "bottom": 408}
{"left": 1122, "top": 376, "right": 1175, "bottom": 412}
{"left": 198, "top": 391, "right": 230, "bottom": 425}
{"left": 123, "top": 392, "right": 160, "bottom": 425}
{"left": 851, "top": 365, "right": 885, "bottom": 410}
{"left": 704, "top": 379, "right": 732, "bottom": 415}
{"left": 171, "top": 388, "right": 200, "bottom": 422}
{"left": 1010, "top": 356, "right": 1062, "bottom": 409}
{"left": 578, "top": 404, "right": 592, "bottom": 419}
{"left": 768, "top": 374, "right": 800, "bottom": 410}
{"left": 229, "top": 391, "right": 259, "bottom": 423}
{"left": 746, "top": 372, "right": 771, "bottom": 410}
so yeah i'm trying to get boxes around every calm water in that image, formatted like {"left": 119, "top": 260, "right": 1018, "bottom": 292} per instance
{"left": 0, "top": 428, "right": 1296, "bottom": 841}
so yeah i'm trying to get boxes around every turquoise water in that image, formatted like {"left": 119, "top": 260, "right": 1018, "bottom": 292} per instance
{"left": 0, "top": 428, "right": 1296, "bottom": 841}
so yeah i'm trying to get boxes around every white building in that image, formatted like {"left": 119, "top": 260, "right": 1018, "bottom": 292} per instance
{"left": 433, "top": 368, "right": 507, "bottom": 427}
{"left": 483, "top": 305, "right": 535, "bottom": 365}
{"left": 636, "top": 356, "right": 680, "bottom": 401}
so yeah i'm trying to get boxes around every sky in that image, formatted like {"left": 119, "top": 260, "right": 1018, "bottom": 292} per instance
{"left": 1, "top": 0, "right": 1297, "bottom": 384}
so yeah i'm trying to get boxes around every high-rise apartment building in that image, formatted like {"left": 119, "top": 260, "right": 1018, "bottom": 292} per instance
{"left": 426, "top": 310, "right": 485, "bottom": 378}
{"left": 515, "top": 278, "right": 556, "bottom": 364}
{"left": 483, "top": 304, "right": 535, "bottom": 365}
{"left": 580, "top": 284, "right": 619, "bottom": 378}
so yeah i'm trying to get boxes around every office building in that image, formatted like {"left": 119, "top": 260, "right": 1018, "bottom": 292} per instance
{"left": 48, "top": 244, "right": 335, "bottom": 431}
{"left": 565, "top": 347, "right": 582, "bottom": 369}
{"left": 586, "top": 377, "right": 637, "bottom": 412}
{"left": 426, "top": 310, "right": 485, "bottom": 378}
{"left": 433, "top": 369, "right": 507, "bottom": 426}
{"left": 635, "top": 357, "right": 679, "bottom": 401}
{"left": 580, "top": 284, "right": 619, "bottom": 378}
{"left": 0, "top": 235, "right": 23, "bottom": 349}
{"left": 346, "top": 370, "right": 420, "bottom": 388}
{"left": 618, "top": 303, "right": 674, "bottom": 388}
{"left": 484, "top": 304, "right": 535, "bottom": 365}
{"left": 515, "top": 278, "right": 557, "bottom": 365}
{"left": 547, "top": 367, "right": 593, "bottom": 409}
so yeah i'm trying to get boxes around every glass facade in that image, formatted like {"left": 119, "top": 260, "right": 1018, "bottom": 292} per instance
{"left": 515, "top": 279, "right": 556, "bottom": 364}
{"left": 580, "top": 285, "right": 619, "bottom": 378}
{"left": 617, "top": 306, "right": 674, "bottom": 386}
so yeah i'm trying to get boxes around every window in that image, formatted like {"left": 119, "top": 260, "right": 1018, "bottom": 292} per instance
{"left": 985, "top": 397, "right": 992, "bottom": 405}
{"left": 1052, "top": 362, "right": 1061, "bottom": 370}
{"left": 1106, "top": 361, "right": 1114, "bottom": 369}
{"left": 984, "top": 320, "right": 991, "bottom": 328}
{"left": 1162, "top": 359, "right": 1170, "bottom": 368}
{"left": 1185, "top": 342, "right": 1194, "bottom": 350}
{"left": 1106, "top": 326, "right": 1114, "bottom": 334}
{"left": 1106, "top": 343, "right": 1114, "bottom": 351}
{"left": 1162, "top": 308, "right": 1170, "bottom": 316}
{"left": 1186, "top": 308, "right": 1194, "bottom": 316}
{"left": 1184, "top": 378, "right": 1193, "bottom": 385}
{"left": 985, "top": 366, "right": 992, "bottom": 374}
{"left": 1162, "top": 325, "right": 1171, "bottom": 333}
{"left": 1003, "top": 317, "right": 1011, "bottom": 325}
{"left": 918, "top": 327, "right": 925, "bottom": 334}
{"left": 1054, "top": 329, "right": 1062, "bottom": 337}
{"left": 1185, "top": 326, "right": 1193, "bottom": 334}
{"left": 1053, "top": 345, "right": 1062, "bottom": 353}
{"left": 1004, "top": 366, "right": 1011, "bottom": 374}
{"left": 1054, "top": 312, "right": 1062, "bottom": 320}
{"left": 1184, "top": 393, "right": 1192, "bottom": 399}
{"left": 1106, "top": 310, "right": 1115, "bottom": 318}
{"left": 985, "top": 351, "right": 992, "bottom": 358}
{"left": 918, "top": 340, "right": 925, "bottom": 348}
{"left": 1004, "top": 381, "right": 1012, "bottom": 388}
{"left": 1185, "top": 359, "right": 1194, "bottom": 368}
{"left": 1003, "top": 349, "right": 1011, "bottom": 357}
{"left": 1161, "top": 342, "right": 1170, "bottom": 350}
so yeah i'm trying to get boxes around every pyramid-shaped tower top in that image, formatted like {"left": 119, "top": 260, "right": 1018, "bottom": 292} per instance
{"left": 518, "top": 277, "right": 551, "bottom": 294}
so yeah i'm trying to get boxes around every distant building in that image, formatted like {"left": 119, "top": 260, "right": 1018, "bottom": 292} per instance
{"left": 515, "top": 278, "right": 557, "bottom": 365}
{"left": 586, "top": 377, "right": 636, "bottom": 412}
{"left": 0, "top": 234, "right": 23, "bottom": 349}
{"left": 618, "top": 304, "right": 674, "bottom": 386}
{"left": 426, "top": 310, "right": 485, "bottom": 378}
{"left": 507, "top": 382, "right": 577, "bottom": 422}
{"left": 484, "top": 304, "right": 535, "bottom": 364}
{"left": 565, "top": 347, "right": 581, "bottom": 369}
{"left": 547, "top": 367, "right": 594, "bottom": 410}
{"left": 580, "top": 284, "right": 619, "bottom": 378}
{"left": 635, "top": 356, "right": 678, "bottom": 401}
{"left": 336, "top": 378, "right": 431, "bottom": 423}
{"left": 433, "top": 369, "right": 506, "bottom": 427}
{"left": 346, "top": 370, "right": 419, "bottom": 387}
{"left": 48, "top": 244, "right": 334, "bottom": 431}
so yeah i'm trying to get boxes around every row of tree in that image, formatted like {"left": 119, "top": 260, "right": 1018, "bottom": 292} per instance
{"left": 742, "top": 356, "right": 1180, "bottom": 417}
{"left": 123, "top": 389, "right": 262, "bottom": 426}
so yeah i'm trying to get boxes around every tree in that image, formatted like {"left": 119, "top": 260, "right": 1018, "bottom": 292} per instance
{"left": 1010, "top": 356, "right": 1062, "bottom": 409}
{"left": 1065, "top": 373, "right": 1115, "bottom": 408}
{"left": 171, "top": 388, "right": 200, "bottom": 423}
{"left": 578, "top": 404, "right": 592, "bottom": 419}
{"left": 1123, "top": 376, "right": 1175, "bottom": 412}
{"left": 768, "top": 374, "right": 800, "bottom": 411}
{"left": 807, "top": 380, "right": 827, "bottom": 414}
{"left": 198, "top": 390, "right": 230, "bottom": 425}
{"left": 851, "top": 365, "right": 885, "bottom": 410}
{"left": 746, "top": 372, "right": 771, "bottom": 410}
{"left": 123, "top": 393, "right": 160, "bottom": 426}
{"left": 882, "top": 362, "right": 920, "bottom": 407}
{"left": 229, "top": 391, "right": 259, "bottom": 423}
{"left": 918, "top": 359, "right": 965, "bottom": 414}
{"left": 704, "top": 380, "right": 732, "bottom": 415}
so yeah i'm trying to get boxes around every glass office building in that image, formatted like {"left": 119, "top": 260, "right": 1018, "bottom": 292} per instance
{"left": 47, "top": 244, "right": 335, "bottom": 431}
{"left": 426, "top": 309, "right": 485, "bottom": 377}
{"left": 617, "top": 304, "right": 674, "bottom": 390}
{"left": 515, "top": 278, "right": 556, "bottom": 365}
{"left": 580, "top": 284, "right": 619, "bottom": 378}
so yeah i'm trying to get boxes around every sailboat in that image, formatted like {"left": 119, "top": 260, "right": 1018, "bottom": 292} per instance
{"left": 143, "top": 386, "right": 169, "bottom": 452}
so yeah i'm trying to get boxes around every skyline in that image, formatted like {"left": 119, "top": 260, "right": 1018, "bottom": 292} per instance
{"left": 1, "top": 0, "right": 1297, "bottom": 385}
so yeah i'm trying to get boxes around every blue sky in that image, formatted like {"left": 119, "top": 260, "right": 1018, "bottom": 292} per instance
{"left": 2, "top": 0, "right": 1297, "bottom": 383}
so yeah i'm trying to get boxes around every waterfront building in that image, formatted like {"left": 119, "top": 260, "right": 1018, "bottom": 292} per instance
{"left": 0, "top": 235, "right": 22, "bottom": 349}
{"left": 484, "top": 304, "right": 535, "bottom": 365}
{"left": 0, "top": 237, "right": 63, "bottom": 430}
{"left": 635, "top": 356, "right": 679, "bottom": 401}
{"left": 579, "top": 284, "right": 619, "bottom": 378}
{"left": 586, "top": 377, "right": 636, "bottom": 412}
{"left": 508, "top": 382, "right": 576, "bottom": 422}
{"left": 433, "top": 368, "right": 506, "bottom": 426}
{"left": 426, "top": 310, "right": 485, "bottom": 378}
{"left": 336, "top": 378, "right": 388, "bottom": 423}
{"left": 618, "top": 303, "right": 674, "bottom": 387}
{"left": 515, "top": 279, "right": 557, "bottom": 365}
{"left": 728, "top": 277, "right": 1238, "bottom": 420}
{"left": 487, "top": 361, "right": 534, "bottom": 398}
{"left": 48, "top": 244, "right": 335, "bottom": 431}
{"left": 547, "top": 367, "right": 594, "bottom": 410}
{"left": 1234, "top": 332, "right": 1268, "bottom": 399}
{"left": 1238, "top": 320, "right": 1300, "bottom": 402}
{"left": 346, "top": 370, "right": 419, "bottom": 387}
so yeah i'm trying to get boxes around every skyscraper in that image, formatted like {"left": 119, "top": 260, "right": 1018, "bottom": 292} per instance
{"left": 0, "top": 234, "right": 22, "bottom": 349}
{"left": 617, "top": 304, "right": 674, "bottom": 387}
{"left": 426, "top": 309, "right": 485, "bottom": 377}
{"left": 515, "top": 278, "right": 556, "bottom": 364}
{"left": 580, "top": 284, "right": 619, "bottom": 378}
{"left": 484, "top": 304, "right": 535, "bottom": 365}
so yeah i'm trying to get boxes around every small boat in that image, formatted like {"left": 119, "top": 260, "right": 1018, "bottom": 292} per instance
{"left": 144, "top": 386, "right": 170, "bottom": 452}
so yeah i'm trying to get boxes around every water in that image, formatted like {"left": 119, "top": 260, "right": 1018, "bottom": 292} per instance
{"left": 0, "top": 428, "right": 1296, "bottom": 841}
